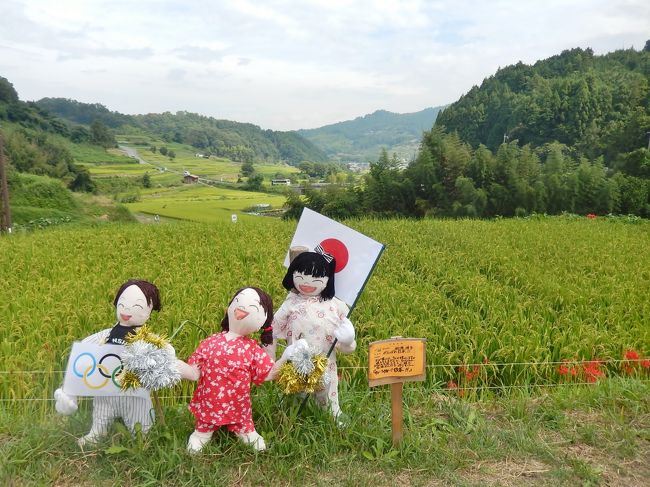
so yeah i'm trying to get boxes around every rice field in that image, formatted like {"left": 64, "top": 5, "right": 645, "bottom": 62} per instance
{"left": 79, "top": 139, "right": 299, "bottom": 185}
{"left": 1, "top": 216, "right": 648, "bottom": 418}
{"left": 125, "top": 185, "right": 289, "bottom": 222}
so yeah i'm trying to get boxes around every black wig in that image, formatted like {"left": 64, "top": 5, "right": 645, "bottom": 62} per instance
{"left": 282, "top": 251, "right": 336, "bottom": 300}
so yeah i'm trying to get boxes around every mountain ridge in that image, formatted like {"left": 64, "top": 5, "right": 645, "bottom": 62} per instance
{"left": 298, "top": 105, "right": 445, "bottom": 163}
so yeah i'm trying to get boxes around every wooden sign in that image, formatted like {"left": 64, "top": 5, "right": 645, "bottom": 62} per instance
{"left": 368, "top": 337, "right": 426, "bottom": 445}
{"left": 368, "top": 337, "right": 426, "bottom": 387}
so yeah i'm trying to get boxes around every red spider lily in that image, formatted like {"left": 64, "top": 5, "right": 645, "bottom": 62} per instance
{"left": 457, "top": 365, "right": 478, "bottom": 381}
{"left": 641, "top": 360, "right": 650, "bottom": 369}
{"left": 557, "top": 364, "right": 569, "bottom": 375}
{"left": 586, "top": 213, "right": 597, "bottom": 219}
{"left": 583, "top": 360, "right": 605, "bottom": 383}
{"left": 463, "top": 365, "right": 480, "bottom": 381}
{"left": 625, "top": 350, "right": 640, "bottom": 360}
{"left": 447, "top": 380, "right": 465, "bottom": 396}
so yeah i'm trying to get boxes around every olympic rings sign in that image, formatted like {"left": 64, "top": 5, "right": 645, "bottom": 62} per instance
{"left": 62, "top": 342, "right": 148, "bottom": 397}
{"left": 72, "top": 352, "right": 123, "bottom": 389}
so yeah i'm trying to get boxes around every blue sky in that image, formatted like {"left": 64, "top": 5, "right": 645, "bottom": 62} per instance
{"left": 0, "top": 0, "right": 648, "bottom": 130}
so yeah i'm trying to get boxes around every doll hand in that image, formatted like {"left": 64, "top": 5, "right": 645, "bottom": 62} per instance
{"left": 334, "top": 318, "right": 355, "bottom": 346}
{"left": 54, "top": 388, "right": 78, "bottom": 415}
{"left": 176, "top": 359, "right": 200, "bottom": 381}
{"left": 280, "top": 338, "right": 309, "bottom": 362}
{"left": 164, "top": 343, "right": 176, "bottom": 358}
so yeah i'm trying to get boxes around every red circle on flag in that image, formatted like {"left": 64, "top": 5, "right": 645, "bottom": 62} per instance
{"left": 319, "top": 238, "right": 349, "bottom": 273}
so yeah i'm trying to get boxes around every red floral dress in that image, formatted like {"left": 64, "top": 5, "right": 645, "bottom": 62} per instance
{"left": 188, "top": 332, "right": 274, "bottom": 433}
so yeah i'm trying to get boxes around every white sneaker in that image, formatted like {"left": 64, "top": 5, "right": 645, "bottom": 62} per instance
{"left": 187, "top": 430, "right": 213, "bottom": 453}
{"left": 77, "top": 430, "right": 103, "bottom": 447}
{"left": 236, "top": 431, "right": 266, "bottom": 451}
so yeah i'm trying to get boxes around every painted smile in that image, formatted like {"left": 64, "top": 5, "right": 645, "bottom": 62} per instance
{"left": 299, "top": 284, "right": 317, "bottom": 294}
{"left": 234, "top": 308, "right": 249, "bottom": 320}
{"left": 120, "top": 313, "right": 132, "bottom": 322}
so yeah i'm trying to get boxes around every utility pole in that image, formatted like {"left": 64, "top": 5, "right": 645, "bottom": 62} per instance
{"left": 0, "top": 134, "right": 12, "bottom": 233}
{"left": 646, "top": 131, "right": 650, "bottom": 151}
{"left": 503, "top": 133, "right": 509, "bottom": 144}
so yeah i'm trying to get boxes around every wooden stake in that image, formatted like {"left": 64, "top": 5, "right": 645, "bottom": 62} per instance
{"left": 0, "top": 135, "right": 12, "bottom": 233}
{"left": 391, "top": 382, "right": 403, "bottom": 445}
{"left": 152, "top": 391, "right": 165, "bottom": 426}
{"left": 289, "top": 245, "right": 308, "bottom": 263}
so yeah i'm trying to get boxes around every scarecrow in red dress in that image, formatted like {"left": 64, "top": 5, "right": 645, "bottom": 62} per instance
{"left": 176, "top": 287, "right": 303, "bottom": 452}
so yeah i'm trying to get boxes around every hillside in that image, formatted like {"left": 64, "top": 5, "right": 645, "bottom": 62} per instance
{"left": 37, "top": 98, "right": 329, "bottom": 165}
{"left": 298, "top": 106, "right": 444, "bottom": 163}
{"left": 436, "top": 44, "right": 650, "bottom": 161}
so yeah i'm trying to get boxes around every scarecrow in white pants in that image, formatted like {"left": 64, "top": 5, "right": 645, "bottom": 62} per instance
{"left": 53, "top": 280, "right": 161, "bottom": 446}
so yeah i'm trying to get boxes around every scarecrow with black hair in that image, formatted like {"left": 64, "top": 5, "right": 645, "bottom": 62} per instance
{"left": 269, "top": 251, "right": 356, "bottom": 422}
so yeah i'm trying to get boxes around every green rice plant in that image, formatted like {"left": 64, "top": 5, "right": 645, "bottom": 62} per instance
{"left": 0, "top": 217, "right": 648, "bottom": 414}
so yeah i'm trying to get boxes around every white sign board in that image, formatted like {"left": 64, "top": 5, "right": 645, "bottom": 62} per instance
{"left": 284, "top": 208, "right": 385, "bottom": 307}
{"left": 62, "top": 342, "right": 148, "bottom": 397}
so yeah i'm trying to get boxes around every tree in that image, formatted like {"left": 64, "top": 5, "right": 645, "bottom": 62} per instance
{"left": 159, "top": 146, "right": 168, "bottom": 156}
{"left": 142, "top": 172, "right": 151, "bottom": 188}
{"left": 282, "top": 191, "right": 306, "bottom": 220}
{"left": 241, "top": 161, "right": 255, "bottom": 177}
{"left": 90, "top": 120, "right": 116, "bottom": 148}
{"left": 0, "top": 76, "right": 19, "bottom": 104}
{"left": 245, "top": 173, "right": 264, "bottom": 191}
{"left": 168, "top": 150, "right": 176, "bottom": 160}
{"left": 68, "top": 167, "right": 96, "bottom": 193}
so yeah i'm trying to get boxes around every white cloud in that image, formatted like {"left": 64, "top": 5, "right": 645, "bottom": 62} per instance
{"left": 0, "top": 0, "right": 648, "bottom": 129}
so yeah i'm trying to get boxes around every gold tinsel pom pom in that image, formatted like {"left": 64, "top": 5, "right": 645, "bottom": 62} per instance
{"left": 118, "top": 369, "right": 142, "bottom": 391}
{"left": 125, "top": 325, "right": 169, "bottom": 349}
{"left": 277, "top": 354, "right": 328, "bottom": 394}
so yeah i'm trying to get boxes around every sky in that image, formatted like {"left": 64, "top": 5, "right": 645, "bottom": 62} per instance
{"left": 0, "top": 0, "right": 648, "bottom": 131}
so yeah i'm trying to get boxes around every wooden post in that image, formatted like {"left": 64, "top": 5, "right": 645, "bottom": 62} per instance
{"left": 289, "top": 245, "right": 308, "bottom": 262}
{"left": 368, "top": 337, "right": 426, "bottom": 446}
{"left": 391, "top": 382, "right": 404, "bottom": 445}
{"left": 0, "top": 135, "right": 12, "bottom": 233}
{"left": 152, "top": 391, "right": 165, "bottom": 426}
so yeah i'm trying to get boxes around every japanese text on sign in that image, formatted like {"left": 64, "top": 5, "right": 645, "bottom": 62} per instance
{"left": 368, "top": 338, "right": 426, "bottom": 386}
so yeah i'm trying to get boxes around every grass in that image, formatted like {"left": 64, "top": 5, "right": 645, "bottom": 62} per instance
{"left": 1, "top": 216, "right": 649, "bottom": 485}
{"left": 0, "top": 379, "right": 648, "bottom": 486}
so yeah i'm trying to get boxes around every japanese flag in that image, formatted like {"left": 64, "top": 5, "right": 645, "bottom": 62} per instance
{"left": 284, "top": 208, "right": 385, "bottom": 307}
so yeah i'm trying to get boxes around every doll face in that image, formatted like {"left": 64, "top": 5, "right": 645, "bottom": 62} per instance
{"left": 115, "top": 284, "right": 152, "bottom": 327}
{"left": 227, "top": 288, "right": 268, "bottom": 336}
{"left": 293, "top": 271, "right": 329, "bottom": 297}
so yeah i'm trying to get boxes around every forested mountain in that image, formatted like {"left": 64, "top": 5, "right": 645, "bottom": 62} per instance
{"left": 0, "top": 77, "right": 97, "bottom": 192}
{"left": 37, "top": 98, "right": 328, "bottom": 165}
{"left": 287, "top": 43, "right": 650, "bottom": 220}
{"left": 436, "top": 44, "right": 650, "bottom": 161}
{"left": 298, "top": 107, "right": 444, "bottom": 163}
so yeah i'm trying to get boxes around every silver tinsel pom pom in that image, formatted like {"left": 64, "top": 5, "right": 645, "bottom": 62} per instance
{"left": 122, "top": 340, "right": 181, "bottom": 391}
{"left": 289, "top": 340, "right": 317, "bottom": 376}
{"left": 320, "top": 371, "right": 331, "bottom": 388}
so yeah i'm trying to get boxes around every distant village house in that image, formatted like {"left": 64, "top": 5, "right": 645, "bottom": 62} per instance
{"left": 271, "top": 178, "right": 291, "bottom": 186}
{"left": 183, "top": 170, "right": 199, "bottom": 184}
